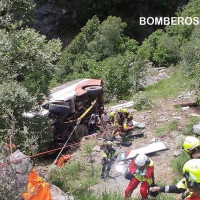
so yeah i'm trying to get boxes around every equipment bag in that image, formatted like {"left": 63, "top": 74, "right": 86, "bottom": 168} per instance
{"left": 125, "top": 166, "right": 134, "bottom": 180}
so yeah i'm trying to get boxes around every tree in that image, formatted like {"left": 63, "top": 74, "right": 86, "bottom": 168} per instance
{"left": 101, "top": 54, "right": 134, "bottom": 99}
{"left": 57, "top": 16, "right": 127, "bottom": 83}
{"left": 0, "top": 28, "right": 61, "bottom": 102}
{"left": 88, "top": 16, "right": 127, "bottom": 60}
{"left": 129, "top": 59, "right": 147, "bottom": 92}
{"left": 153, "top": 34, "right": 181, "bottom": 67}
{"left": 181, "top": 25, "right": 200, "bottom": 90}
{"left": 0, "top": 0, "right": 35, "bottom": 29}
{"left": 166, "top": 0, "right": 200, "bottom": 43}
{"left": 137, "top": 29, "right": 164, "bottom": 63}
{"left": 57, "top": 16, "right": 100, "bottom": 80}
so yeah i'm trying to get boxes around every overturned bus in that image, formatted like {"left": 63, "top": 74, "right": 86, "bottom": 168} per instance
{"left": 42, "top": 79, "right": 104, "bottom": 146}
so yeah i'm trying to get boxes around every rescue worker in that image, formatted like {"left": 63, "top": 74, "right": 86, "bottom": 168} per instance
{"left": 125, "top": 153, "right": 154, "bottom": 199}
{"left": 109, "top": 111, "right": 115, "bottom": 123}
{"left": 101, "top": 141, "right": 118, "bottom": 179}
{"left": 150, "top": 159, "right": 200, "bottom": 200}
{"left": 183, "top": 136, "right": 200, "bottom": 158}
{"left": 88, "top": 113, "right": 100, "bottom": 134}
{"left": 101, "top": 110, "right": 110, "bottom": 130}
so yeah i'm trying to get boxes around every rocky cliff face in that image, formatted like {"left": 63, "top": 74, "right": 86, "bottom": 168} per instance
{"left": 33, "top": 0, "right": 189, "bottom": 47}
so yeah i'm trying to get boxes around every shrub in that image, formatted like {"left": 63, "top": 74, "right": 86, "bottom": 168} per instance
{"left": 180, "top": 25, "right": 200, "bottom": 90}
{"left": 136, "top": 29, "right": 164, "bottom": 62}
{"left": 153, "top": 34, "right": 181, "bottom": 67}
{"left": 132, "top": 92, "right": 153, "bottom": 111}
{"left": 102, "top": 54, "right": 133, "bottom": 100}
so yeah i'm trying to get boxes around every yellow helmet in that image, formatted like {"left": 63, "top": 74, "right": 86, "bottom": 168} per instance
{"left": 109, "top": 111, "right": 115, "bottom": 117}
{"left": 183, "top": 136, "right": 200, "bottom": 152}
{"left": 106, "top": 141, "right": 113, "bottom": 146}
{"left": 118, "top": 108, "right": 127, "bottom": 113}
{"left": 182, "top": 159, "right": 200, "bottom": 184}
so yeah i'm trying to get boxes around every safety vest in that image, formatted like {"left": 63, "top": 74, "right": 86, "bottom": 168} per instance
{"left": 103, "top": 148, "right": 118, "bottom": 160}
{"left": 176, "top": 178, "right": 200, "bottom": 200}
{"left": 134, "top": 159, "right": 154, "bottom": 185}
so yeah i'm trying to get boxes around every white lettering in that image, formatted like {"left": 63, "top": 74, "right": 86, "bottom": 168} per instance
{"left": 178, "top": 17, "right": 184, "bottom": 25}
{"left": 164, "top": 17, "right": 170, "bottom": 25}
{"left": 140, "top": 17, "right": 146, "bottom": 25}
{"left": 147, "top": 17, "right": 154, "bottom": 25}
{"left": 193, "top": 17, "right": 199, "bottom": 25}
{"left": 154, "top": 17, "right": 163, "bottom": 25}
{"left": 185, "top": 17, "right": 192, "bottom": 25}
{"left": 139, "top": 17, "right": 200, "bottom": 26}
{"left": 171, "top": 17, "right": 177, "bottom": 25}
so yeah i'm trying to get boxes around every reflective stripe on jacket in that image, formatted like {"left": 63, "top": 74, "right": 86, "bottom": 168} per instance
{"left": 129, "top": 158, "right": 154, "bottom": 185}
{"left": 103, "top": 148, "right": 118, "bottom": 160}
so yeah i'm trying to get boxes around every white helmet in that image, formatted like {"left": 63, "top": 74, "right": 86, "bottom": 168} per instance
{"left": 135, "top": 154, "right": 148, "bottom": 167}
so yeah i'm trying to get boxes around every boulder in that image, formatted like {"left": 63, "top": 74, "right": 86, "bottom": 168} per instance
{"left": 193, "top": 123, "right": 200, "bottom": 135}
{"left": 50, "top": 184, "right": 74, "bottom": 200}
{"left": 0, "top": 150, "right": 33, "bottom": 200}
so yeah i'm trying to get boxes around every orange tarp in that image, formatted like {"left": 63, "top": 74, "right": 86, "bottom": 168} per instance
{"left": 56, "top": 154, "right": 71, "bottom": 167}
{"left": 21, "top": 169, "right": 52, "bottom": 200}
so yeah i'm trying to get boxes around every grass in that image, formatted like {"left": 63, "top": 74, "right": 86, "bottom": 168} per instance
{"left": 50, "top": 158, "right": 101, "bottom": 196}
{"left": 74, "top": 191, "right": 176, "bottom": 200}
{"left": 182, "top": 116, "right": 200, "bottom": 135}
{"left": 80, "top": 140, "right": 97, "bottom": 157}
{"left": 171, "top": 151, "right": 190, "bottom": 173}
{"left": 155, "top": 121, "right": 179, "bottom": 137}
{"left": 145, "top": 70, "right": 188, "bottom": 100}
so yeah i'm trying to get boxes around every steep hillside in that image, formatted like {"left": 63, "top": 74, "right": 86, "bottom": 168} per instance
{"left": 47, "top": 67, "right": 200, "bottom": 199}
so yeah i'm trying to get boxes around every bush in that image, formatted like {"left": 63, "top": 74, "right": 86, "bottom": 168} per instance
{"left": 102, "top": 54, "right": 134, "bottom": 100}
{"left": 180, "top": 25, "right": 200, "bottom": 90}
{"left": 129, "top": 59, "right": 147, "bottom": 92}
{"left": 166, "top": 0, "right": 200, "bottom": 42}
{"left": 132, "top": 92, "right": 153, "bottom": 111}
{"left": 136, "top": 29, "right": 164, "bottom": 62}
{"left": 153, "top": 34, "right": 181, "bottom": 67}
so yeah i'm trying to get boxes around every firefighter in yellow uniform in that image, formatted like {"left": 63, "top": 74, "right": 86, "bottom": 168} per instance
{"left": 183, "top": 136, "right": 200, "bottom": 159}
{"left": 150, "top": 159, "right": 200, "bottom": 200}
{"left": 100, "top": 141, "right": 118, "bottom": 179}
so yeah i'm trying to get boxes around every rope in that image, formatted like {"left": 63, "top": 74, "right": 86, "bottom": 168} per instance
{"left": 23, "top": 99, "right": 97, "bottom": 200}
{"left": 44, "top": 120, "right": 80, "bottom": 181}
{"left": 44, "top": 99, "right": 97, "bottom": 180}
{"left": 0, "top": 142, "right": 81, "bottom": 168}
{"left": 0, "top": 99, "right": 98, "bottom": 169}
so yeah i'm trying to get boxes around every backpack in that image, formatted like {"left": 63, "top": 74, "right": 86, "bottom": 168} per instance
{"left": 125, "top": 166, "right": 134, "bottom": 180}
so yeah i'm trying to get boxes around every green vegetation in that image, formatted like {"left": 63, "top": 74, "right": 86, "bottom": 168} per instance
{"left": 155, "top": 121, "right": 179, "bottom": 137}
{"left": 50, "top": 159, "right": 101, "bottom": 196}
{"left": 182, "top": 116, "right": 200, "bottom": 135}
{"left": 56, "top": 16, "right": 146, "bottom": 100}
{"left": 0, "top": 0, "right": 61, "bottom": 155}
{"left": 0, "top": 0, "right": 200, "bottom": 199}
{"left": 145, "top": 70, "right": 188, "bottom": 100}
{"left": 80, "top": 140, "right": 97, "bottom": 156}
{"left": 132, "top": 92, "right": 153, "bottom": 111}
{"left": 171, "top": 151, "right": 190, "bottom": 173}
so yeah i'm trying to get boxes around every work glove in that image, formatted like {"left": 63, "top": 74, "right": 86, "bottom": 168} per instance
{"left": 141, "top": 172, "right": 146, "bottom": 177}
